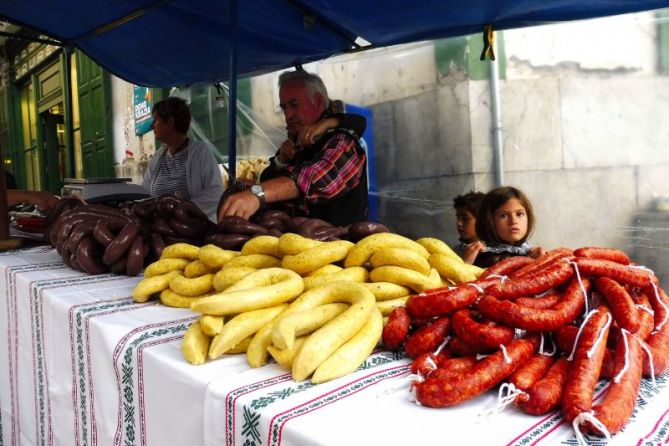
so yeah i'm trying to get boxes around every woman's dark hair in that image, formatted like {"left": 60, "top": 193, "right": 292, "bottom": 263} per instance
{"left": 152, "top": 97, "right": 191, "bottom": 134}
{"left": 475, "top": 186, "right": 535, "bottom": 244}
{"left": 453, "top": 190, "right": 485, "bottom": 216}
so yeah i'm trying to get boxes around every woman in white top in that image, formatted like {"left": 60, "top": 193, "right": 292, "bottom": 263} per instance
{"left": 142, "top": 97, "right": 223, "bottom": 221}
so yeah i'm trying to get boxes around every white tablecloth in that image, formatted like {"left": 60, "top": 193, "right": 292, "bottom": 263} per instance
{"left": 1, "top": 246, "right": 668, "bottom": 446}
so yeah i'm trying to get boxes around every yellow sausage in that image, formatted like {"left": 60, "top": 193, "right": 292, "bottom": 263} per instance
{"left": 160, "top": 288, "right": 205, "bottom": 308}
{"left": 369, "top": 265, "right": 441, "bottom": 293}
{"left": 416, "top": 237, "right": 462, "bottom": 262}
{"left": 198, "top": 244, "right": 239, "bottom": 268}
{"left": 161, "top": 243, "right": 200, "bottom": 260}
{"left": 375, "top": 296, "right": 410, "bottom": 316}
{"left": 212, "top": 266, "right": 257, "bottom": 292}
{"left": 311, "top": 308, "right": 383, "bottom": 384}
{"left": 191, "top": 268, "right": 304, "bottom": 316}
{"left": 133, "top": 270, "right": 182, "bottom": 303}
{"left": 303, "top": 266, "right": 368, "bottom": 290}
{"left": 267, "top": 337, "right": 307, "bottom": 370}
{"left": 271, "top": 303, "right": 349, "bottom": 350}
{"left": 305, "top": 264, "right": 343, "bottom": 277}
{"left": 369, "top": 247, "right": 431, "bottom": 275}
{"left": 168, "top": 273, "right": 214, "bottom": 297}
{"left": 209, "top": 304, "right": 288, "bottom": 359}
{"left": 227, "top": 336, "right": 252, "bottom": 354}
{"left": 278, "top": 233, "right": 323, "bottom": 255}
{"left": 246, "top": 306, "right": 292, "bottom": 368}
{"left": 344, "top": 233, "right": 429, "bottom": 267}
{"left": 184, "top": 260, "right": 219, "bottom": 278}
{"left": 144, "top": 258, "right": 189, "bottom": 278}
{"left": 429, "top": 253, "right": 479, "bottom": 284}
{"left": 181, "top": 321, "right": 211, "bottom": 365}
{"left": 200, "top": 315, "right": 225, "bottom": 336}
{"left": 241, "top": 235, "right": 282, "bottom": 258}
{"left": 223, "top": 254, "right": 282, "bottom": 270}
{"left": 282, "top": 240, "right": 354, "bottom": 275}
{"left": 291, "top": 282, "right": 376, "bottom": 381}
{"left": 362, "top": 282, "right": 411, "bottom": 301}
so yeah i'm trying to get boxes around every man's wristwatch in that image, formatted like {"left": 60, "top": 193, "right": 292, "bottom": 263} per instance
{"left": 250, "top": 184, "right": 266, "bottom": 209}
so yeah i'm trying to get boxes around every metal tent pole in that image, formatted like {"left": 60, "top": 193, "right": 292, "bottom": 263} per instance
{"left": 227, "top": 0, "right": 239, "bottom": 182}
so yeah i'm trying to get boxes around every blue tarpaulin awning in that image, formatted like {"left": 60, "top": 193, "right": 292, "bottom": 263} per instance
{"left": 2, "top": 0, "right": 669, "bottom": 87}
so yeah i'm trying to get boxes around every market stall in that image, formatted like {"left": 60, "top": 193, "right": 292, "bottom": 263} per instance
{"left": 2, "top": 246, "right": 669, "bottom": 446}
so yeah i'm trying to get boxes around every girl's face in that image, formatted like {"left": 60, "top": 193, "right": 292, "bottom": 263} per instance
{"left": 455, "top": 209, "right": 477, "bottom": 242}
{"left": 493, "top": 197, "right": 528, "bottom": 243}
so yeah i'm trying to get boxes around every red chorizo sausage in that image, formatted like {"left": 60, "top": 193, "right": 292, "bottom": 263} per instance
{"left": 448, "top": 336, "right": 496, "bottom": 356}
{"left": 382, "top": 306, "right": 411, "bottom": 351}
{"left": 451, "top": 309, "right": 515, "bottom": 350}
{"left": 641, "top": 284, "right": 669, "bottom": 376}
{"left": 404, "top": 317, "right": 450, "bottom": 359}
{"left": 514, "top": 290, "right": 562, "bottom": 309}
{"left": 562, "top": 305, "right": 612, "bottom": 423}
{"left": 573, "top": 257, "right": 653, "bottom": 288}
{"left": 519, "top": 356, "right": 571, "bottom": 415}
{"left": 479, "top": 256, "right": 535, "bottom": 279}
{"left": 406, "top": 285, "right": 478, "bottom": 319}
{"left": 508, "top": 352, "right": 555, "bottom": 392}
{"left": 511, "top": 248, "right": 574, "bottom": 278}
{"left": 574, "top": 247, "right": 630, "bottom": 265}
{"left": 410, "top": 350, "right": 452, "bottom": 376}
{"left": 414, "top": 336, "right": 538, "bottom": 407}
{"left": 488, "top": 259, "right": 574, "bottom": 299}
{"left": 477, "top": 278, "right": 590, "bottom": 332}
{"left": 594, "top": 277, "right": 640, "bottom": 333}
{"left": 421, "top": 356, "right": 478, "bottom": 381}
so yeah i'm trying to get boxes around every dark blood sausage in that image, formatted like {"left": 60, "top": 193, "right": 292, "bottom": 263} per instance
{"left": 76, "top": 237, "right": 109, "bottom": 275}
{"left": 488, "top": 259, "right": 574, "bottom": 299}
{"left": 573, "top": 257, "right": 653, "bottom": 288}
{"left": 594, "top": 277, "right": 640, "bottom": 333}
{"left": 207, "top": 233, "right": 250, "bottom": 250}
{"left": 347, "top": 221, "right": 390, "bottom": 241}
{"left": 451, "top": 309, "right": 515, "bottom": 350}
{"left": 151, "top": 233, "right": 167, "bottom": 259}
{"left": 220, "top": 216, "right": 269, "bottom": 236}
{"left": 477, "top": 278, "right": 590, "bottom": 332}
{"left": 514, "top": 290, "right": 562, "bottom": 309}
{"left": 102, "top": 222, "right": 140, "bottom": 266}
{"left": 257, "top": 217, "right": 285, "bottom": 231}
{"left": 255, "top": 209, "right": 292, "bottom": 226}
{"left": 519, "top": 356, "right": 571, "bottom": 415}
{"left": 110, "top": 257, "right": 128, "bottom": 275}
{"left": 93, "top": 219, "right": 126, "bottom": 247}
{"left": 508, "top": 352, "right": 555, "bottom": 392}
{"left": 312, "top": 226, "right": 349, "bottom": 241}
{"left": 268, "top": 229, "right": 283, "bottom": 238}
{"left": 167, "top": 218, "right": 207, "bottom": 238}
{"left": 152, "top": 218, "right": 177, "bottom": 237}
{"left": 296, "top": 218, "right": 332, "bottom": 238}
{"left": 511, "top": 248, "right": 574, "bottom": 278}
{"left": 156, "top": 194, "right": 182, "bottom": 217}
{"left": 479, "top": 256, "right": 535, "bottom": 280}
{"left": 125, "top": 235, "right": 145, "bottom": 277}
{"left": 404, "top": 317, "right": 450, "bottom": 359}
{"left": 381, "top": 306, "right": 411, "bottom": 351}
{"left": 173, "top": 200, "right": 208, "bottom": 223}
{"left": 131, "top": 198, "right": 156, "bottom": 220}
{"left": 414, "top": 336, "right": 538, "bottom": 407}
{"left": 574, "top": 247, "right": 631, "bottom": 265}
{"left": 641, "top": 285, "right": 669, "bottom": 376}
{"left": 562, "top": 305, "right": 612, "bottom": 423}
{"left": 67, "top": 220, "right": 96, "bottom": 254}
{"left": 405, "top": 284, "right": 478, "bottom": 319}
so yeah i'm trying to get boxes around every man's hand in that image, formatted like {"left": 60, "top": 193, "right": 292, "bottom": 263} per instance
{"left": 296, "top": 118, "right": 336, "bottom": 147}
{"left": 218, "top": 191, "right": 259, "bottom": 221}
{"left": 277, "top": 139, "right": 299, "bottom": 165}
{"left": 462, "top": 240, "right": 485, "bottom": 264}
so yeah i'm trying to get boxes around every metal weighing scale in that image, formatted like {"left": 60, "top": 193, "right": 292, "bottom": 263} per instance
{"left": 62, "top": 178, "right": 150, "bottom": 204}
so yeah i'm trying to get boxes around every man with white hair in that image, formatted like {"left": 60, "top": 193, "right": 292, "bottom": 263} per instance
{"left": 218, "top": 69, "right": 369, "bottom": 226}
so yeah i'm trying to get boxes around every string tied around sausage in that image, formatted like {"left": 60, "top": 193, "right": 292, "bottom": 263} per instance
{"left": 538, "top": 333, "right": 557, "bottom": 356}
{"left": 568, "top": 309, "right": 599, "bottom": 361}
{"left": 486, "top": 274, "right": 508, "bottom": 284}
{"left": 480, "top": 383, "right": 525, "bottom": 418}
{"left": 467, "top": 282, "right": 485, "bottom": 294}
{"left": 637, "top": 337, "right": 657, "bottom": 387}
{"left": 572, "top": 411, "right": 611, "bottom": 446}
{"left": 627, "top": 264, "right": 655, "bottom": 275}
{"left": 433, "top": 336, "right": 450, "bottom": 356}
{"left": 613, "top": 329, "right": 631, "bottom": 384}
{"left": 514, "top": 328, "right": 527, "bottom": 340}
{"left": 648, "top": 280, "right": 668, "bottom": 332}
{"left": 500, "top": 344, "right": 511, "bottom": 364}
{"left": 569, "top": 260, "right": 590, "bottom": 316}
{"left": 587, "top": 312, "right": 612, "bottom": 359}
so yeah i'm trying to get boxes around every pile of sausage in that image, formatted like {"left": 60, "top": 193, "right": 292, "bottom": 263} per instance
{"left": 210, "top": 210, "right": 389, "bottom": 250}
{"left": 382, "top": 247, "right": 669, "bottom": 438}
{"left": 45, "top": 195, "right": 214, "bottom": 276}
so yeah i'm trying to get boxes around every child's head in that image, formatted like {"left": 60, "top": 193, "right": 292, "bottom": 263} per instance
{"left": 453, "top": 191, "right": 485, "bottom": 243}
{"left": 476, "top": 186, "right": 535, "bottom": 245}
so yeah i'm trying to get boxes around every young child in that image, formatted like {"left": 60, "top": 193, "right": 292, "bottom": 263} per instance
{"left": 452, "top": 191, "right": 485, "bottom": 264}
{"left": 474, "top": 186, "right": 545, "bottom": 268}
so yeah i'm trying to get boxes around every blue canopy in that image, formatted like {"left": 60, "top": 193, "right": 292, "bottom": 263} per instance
{"left": 2, "top": 0, "right": 669, "bottom": 87}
